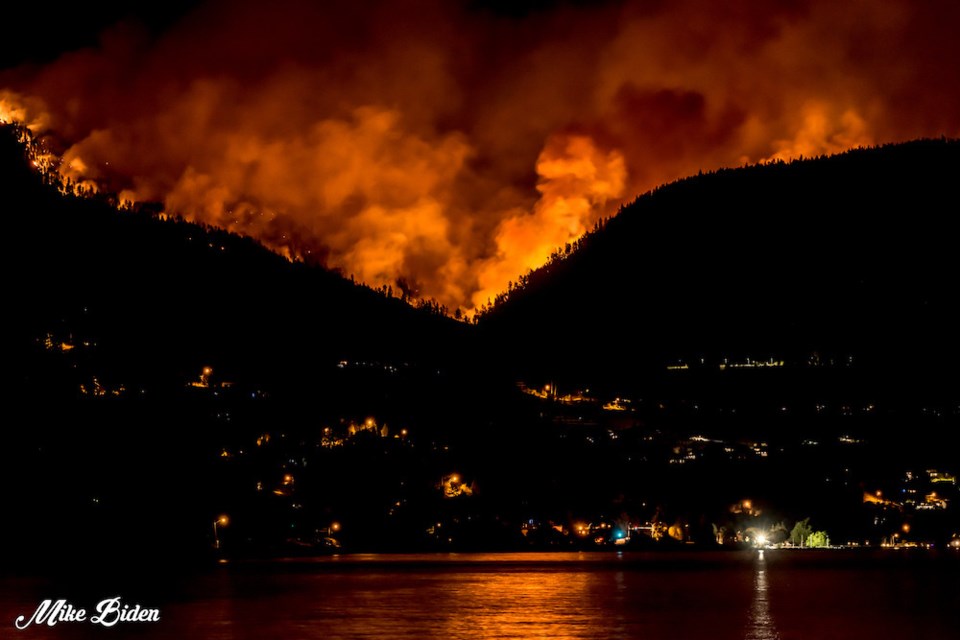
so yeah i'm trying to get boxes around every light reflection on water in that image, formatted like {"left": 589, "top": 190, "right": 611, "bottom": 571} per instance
{"left": 438, "top": 570, "right": 594, "bottom": 638}
{"left": 2, "top": 551, "right": 958, "bottom": 640}
{"left": 205, "top": 553, "right": 755, "bottom": 640}
{"left": 745, "top": 550, "right": 780, "bottom": 640}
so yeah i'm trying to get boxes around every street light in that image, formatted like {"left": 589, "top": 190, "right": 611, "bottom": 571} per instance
{"left": 213, "top": 515, "right": 229, "bottom": 550}
{"left": 318, "top": 521, "right": 341, "bottom": 538}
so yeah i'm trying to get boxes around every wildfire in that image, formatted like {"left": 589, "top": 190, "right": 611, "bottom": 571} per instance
{"left": 472, "top": 134, "right": 625, "bottom": 309}
{"left": 0, "top": 90, "right": 49, "bottom": 131}
{"left": 2, "top": 0, "right": 959, "bottom": 314}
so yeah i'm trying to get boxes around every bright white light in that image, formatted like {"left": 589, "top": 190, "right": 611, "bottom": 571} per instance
{"left": 756, "top": 534, "right": 768, "bottom": 547}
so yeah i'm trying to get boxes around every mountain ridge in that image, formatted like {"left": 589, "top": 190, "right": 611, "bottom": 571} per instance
{"left": 477, "top": 138, "right": 959, "bottom": 390}
{"left": 5, "top": 122, "right": 958, "bottom": 397}
{"left": 2, "top": 123, "right": 466, "bottom": 389}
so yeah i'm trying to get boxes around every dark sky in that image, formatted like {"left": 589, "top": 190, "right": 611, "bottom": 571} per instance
{"left": 0, "top": 4, "right": 201, "bottom": 68}
{"left": 0, "top": 1, "right": 577, "bottom": 68}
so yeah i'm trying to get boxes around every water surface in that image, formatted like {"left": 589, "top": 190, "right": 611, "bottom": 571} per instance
{"left": 3, "top": 551, "right": 958, "bottom": 639}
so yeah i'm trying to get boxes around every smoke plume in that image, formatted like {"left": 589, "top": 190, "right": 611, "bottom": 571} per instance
{"left": 2, "top": 0, "right": 959, "bottom": 311}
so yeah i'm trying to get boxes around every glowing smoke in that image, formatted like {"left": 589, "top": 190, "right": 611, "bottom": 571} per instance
{"left": 2, "top": 0, "right": 959, "bottom": 312}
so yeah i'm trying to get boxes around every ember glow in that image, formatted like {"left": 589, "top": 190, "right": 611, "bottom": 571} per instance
{"left": 2, "top": 0, "right": 959, "bottom": 311}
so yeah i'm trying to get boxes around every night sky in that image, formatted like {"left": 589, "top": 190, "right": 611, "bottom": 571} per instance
{"left": 3, "top": 0, "right": 960, "bottom": 311}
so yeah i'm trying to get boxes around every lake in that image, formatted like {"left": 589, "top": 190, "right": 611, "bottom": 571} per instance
{"left": 2, "top": 551, "right": 958, "bottom": 639}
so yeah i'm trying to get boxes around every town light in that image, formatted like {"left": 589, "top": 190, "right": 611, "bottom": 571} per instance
{"left": 755, "top": 534, "right": 768, "bottom": 547}
{"left": 213, "top": 515, "right": 229, "bottom": 550}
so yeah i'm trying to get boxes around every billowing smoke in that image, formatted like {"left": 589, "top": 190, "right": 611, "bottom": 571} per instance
{"left": 2, "top": 0, "right": 959, "bottom": 312}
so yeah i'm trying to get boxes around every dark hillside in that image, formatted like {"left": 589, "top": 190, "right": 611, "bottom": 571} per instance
{"left": 2, "top": 124, "right": 465, "bottom": 391}
{"left": 479, "top": 139, "right": 959, "bottom": 398}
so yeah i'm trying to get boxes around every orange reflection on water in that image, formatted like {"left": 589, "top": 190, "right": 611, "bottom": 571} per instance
{"left": 437, "top": 568, "right": 595, "bottom": 639}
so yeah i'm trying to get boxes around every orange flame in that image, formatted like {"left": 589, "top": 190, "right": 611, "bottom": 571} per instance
{"left": 2, "top": 0, "right": 959, "bottom": 313}
{"left": 473, "top": 134, "right": 625, "bottom": 309}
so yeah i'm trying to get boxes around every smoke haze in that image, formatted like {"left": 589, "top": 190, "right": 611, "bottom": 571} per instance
{"left": 3, "top": 0, "right": 959, "bottom": 311}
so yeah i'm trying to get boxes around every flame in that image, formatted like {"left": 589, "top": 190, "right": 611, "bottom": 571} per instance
{"left": 473, "top": 134, "right": 625, "bottom": 309}
{"left": 0, "top": 90, "right": 49, "bottom": 131}
{"left": 765, "top": 103, "right": 874, "bottom": 162}
{"left": 2, "top": 0, "right": 959, "bottom": 313}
